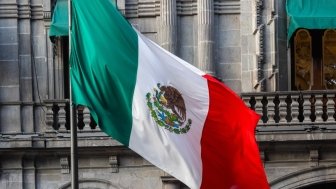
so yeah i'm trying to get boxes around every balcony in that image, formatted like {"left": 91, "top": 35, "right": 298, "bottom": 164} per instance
{"left": 44, "top": 90, "right": 336, "bottom": 134}
{"left": 44, "top": 99, "right": 99, "bottom": 133}
{"left": 241, "top": 90, "right": 336, "bottom": 132}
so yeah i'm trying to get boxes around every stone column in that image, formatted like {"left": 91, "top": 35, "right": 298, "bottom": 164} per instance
{"left": 18, "top": 0, "right": 34, "bottom": 133}
{"left": 23, "top": 158, "right": 36, "bottom": 189}
{"left": 31, "top": 0, "right": 47, "bottom": 133}
{"left": 0, "top": 1, "right": 22, "bottom": 133}
{"left": 43, "top": 0, "right": 55, "bottom": 100}
{"left": 158, "top": 0, "right": 177, "bottom": 54}
{"left": 197, "top": 0, "right": 214, "bottom": 74}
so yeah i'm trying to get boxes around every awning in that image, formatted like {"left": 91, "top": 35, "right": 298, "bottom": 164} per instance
{"left": 286, "top": 0, "right": 336, "bottom": 40}
{"left": 49, "top": 0, "right": 69, "bottom": 37}
{"left": 49, "top": 0, "right": 118, "bottom": 37}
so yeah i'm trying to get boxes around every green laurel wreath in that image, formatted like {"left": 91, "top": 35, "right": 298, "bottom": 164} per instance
{"left": 146, "top": 92, "right": 192, "bottom": 134}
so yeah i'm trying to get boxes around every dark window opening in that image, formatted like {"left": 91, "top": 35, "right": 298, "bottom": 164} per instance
{"left": 62, "top": 37, "right": 69, "bottom": 99}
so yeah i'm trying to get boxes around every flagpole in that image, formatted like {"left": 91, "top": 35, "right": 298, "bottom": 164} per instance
{"left": 68, "top": 0, "right": 79, "bottom": 188}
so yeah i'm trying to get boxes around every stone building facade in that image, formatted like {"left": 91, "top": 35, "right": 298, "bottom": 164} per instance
{"left": 1, "top": 0, "right": 336, "bottom": 188}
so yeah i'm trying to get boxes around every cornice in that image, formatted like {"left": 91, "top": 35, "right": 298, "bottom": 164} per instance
{"left": 0, "top": 2, "right": 43, "bottom": 19}
{"left": 124, "top": 0, "right": 240, "bottom": 18}
{"left": 214, "top": 0, "right": 240, "bottom": 15}
{"left": 0, "top": 3, "right": 18, "bottom": 18}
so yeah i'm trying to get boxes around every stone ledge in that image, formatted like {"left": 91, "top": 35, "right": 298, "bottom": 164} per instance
{"left": 0, "top": 135, "right": 123, "bottom": 149}
{"left": 256, "top": 130, "right": 336, "bottom": 142}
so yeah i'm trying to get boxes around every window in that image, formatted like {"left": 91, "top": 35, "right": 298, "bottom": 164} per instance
{"left": 292, "top": 29, "right": 336, "bottom": 90}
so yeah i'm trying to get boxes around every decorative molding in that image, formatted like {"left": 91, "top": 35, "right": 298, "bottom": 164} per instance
{"left": 44, "top": 11, "right": 52, "bottom": 20}
{"left": 31, "top": 4, "right": 43, "bottom": 20}
{"left": 109, "top": 156, "right": 119, "bottom": 173}
{"left": 310, "top": 149, "right": 319, "bottom": 167}
{"left": 161, "top": 175, "right": 185, "bottom": 188}
{"left": 124, "top": 0, "right": 240, "bottom": 18}
{"left": 0, "top": 2, "right": 43, "bottom": 19}
{"left": 138, "top": 0, "right": 159, "bottom": 17}
{"left": 59, "top": 179, "right": 117, "bottom": 189}
{"left": 0, "top": 1, "right": 240, "bottom": 19}
{"left": 45, "top": 102, "right": 55, "bottom": 133}
{"left": 161, "top": 175, "right": 180, "bottom": 183}
{"left": 0, "top": 101, "right": 38, "bottom": 106}
{"left": 214, "top": 0, "right": 240, "bottom": 15}
{"left": 125, "top": 1, "right": 138, "bottom": 18}
{"left": 270, "top": 164, "right": 336, "bottom": 188}
{"left": 18, "top": 4, "right": 31, "bottom": 19}
{"left": 60, "top": 157, "right": 70, "bottom": 174}
{"left": 197, "top": 0, "right": 214, "bottom": 74}
{"left": 177, "top": 0, "right": 197, "bottom": 16}
{"left": 198, "top": 0, "right": 213, "bottom": 24}
{"left": 58, "top": 102, "right": 67, "bottom": 131}
{"left": 158, "top": 0, "right": 177, "bottom": 53}
{"left": 125, "top": 0, "right": 160, "bottom": 18}
{"left": 0, "top": 3, "right": 18, "bottom": 18}
{"left": 255, "top": 0, "right": 265, "bottom": 91}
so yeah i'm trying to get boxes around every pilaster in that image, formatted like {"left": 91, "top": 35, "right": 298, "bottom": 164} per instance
{"left": 197, "top": 0, "right": 214, "bottom": 74}
{"left": 158, "top": 0, "right": 177, "bottom": 53}
{"left": 30, "top": 0, "right": 47, "bottom": 133}
{"left": 23, "top": 158, "right": 36, "bottom": 189}
{"left": 0, "top": 1, "right": 21, "bottom": 133}
{"left": 18, "top": 0, "right": 34, "bottom": 133}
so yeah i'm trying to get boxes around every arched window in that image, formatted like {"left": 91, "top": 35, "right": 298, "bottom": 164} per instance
{"left": 292, "top": 29, "right": 336, "bottom": 90}
{"left": 323, "top": 29, "right": 336, "bottom": 89}
{"left": 294, "top": 29, "right": 313, "bottom": 90}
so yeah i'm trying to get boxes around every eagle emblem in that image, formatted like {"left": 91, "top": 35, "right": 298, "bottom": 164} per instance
{"left": 146, "top": 83, "right": 192, "bottom": 134}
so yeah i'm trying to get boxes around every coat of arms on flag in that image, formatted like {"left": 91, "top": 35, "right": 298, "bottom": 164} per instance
{"left": 146, "top": 83, "right": 192, "bottom": 134}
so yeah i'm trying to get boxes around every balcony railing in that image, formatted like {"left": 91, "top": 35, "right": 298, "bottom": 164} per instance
{"left": 242, "top": 90, "right": 336, "bottom": 132}
{"left": 44, "top": 100, "right": 99, "bottom": 133}
{"left": 44, "top": 90, "right": 336, "bottom": 133}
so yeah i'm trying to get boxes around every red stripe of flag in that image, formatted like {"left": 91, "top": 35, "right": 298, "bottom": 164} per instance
{"left": 200, "top": 74, "right": 269, "bottom": 189}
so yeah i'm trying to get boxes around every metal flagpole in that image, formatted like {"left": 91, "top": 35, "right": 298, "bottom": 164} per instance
{"left": 68, "top": 0, "right": 79, "bottom": 188}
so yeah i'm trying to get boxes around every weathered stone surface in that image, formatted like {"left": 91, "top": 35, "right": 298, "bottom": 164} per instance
{"left": 0, "top": 105, "right": 21, "bottom": 133}
{"left": 218, "top": 63, "right": 241, "bottom": 80}
{"left": 217, "top": 47, "right": 241, "bottom": 64}
{"left": 222, "top": 79, "right": 241, "bottom": 93}
{"left": 0, "top": 60, "right": 19, "bottom": 84}
{"left": 0, "top": 28, "right": 18, "bottom": 44}
{"left": 177, "top": 16, "right": 196, "bottom": 65}
{"left": 0, "top": 44, "right": 18, "bottom": 60}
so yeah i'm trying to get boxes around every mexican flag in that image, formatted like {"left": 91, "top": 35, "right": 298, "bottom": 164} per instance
{"left": 70, "top": 0, "right": 269, "bottom": 188}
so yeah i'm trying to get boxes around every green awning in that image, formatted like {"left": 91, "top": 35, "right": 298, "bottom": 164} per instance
{"left": 49, "top": 0, "right": 69, "bottom": 37}
{"left": 286, "top": 0, "right": 336, "bottom": 40}
{"left": 49, "top": 0, "right": 118, "bottom": 37}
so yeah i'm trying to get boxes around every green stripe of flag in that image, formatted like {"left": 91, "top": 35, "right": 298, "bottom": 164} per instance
{"left": 70, "top": 0, "right": 138, "bottom": 145}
